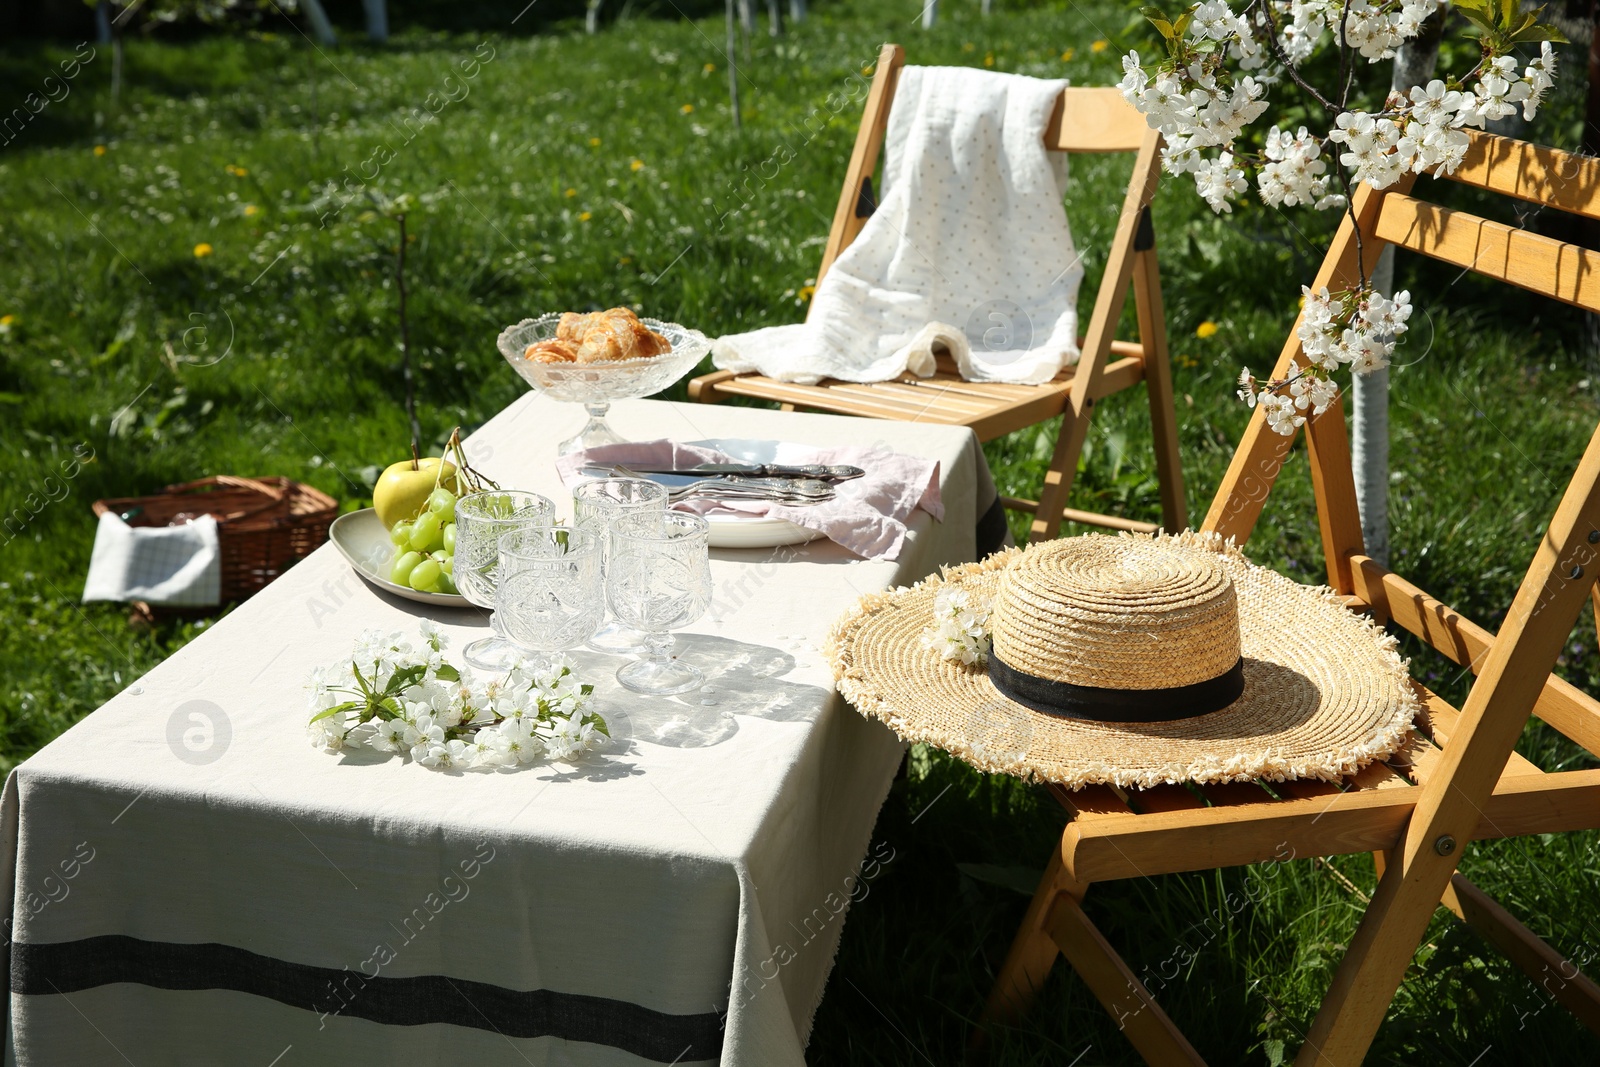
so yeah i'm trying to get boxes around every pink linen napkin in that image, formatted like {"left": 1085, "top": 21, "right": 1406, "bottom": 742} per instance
{"left": 555, "top": 440, "right": 942, "bottom": 560}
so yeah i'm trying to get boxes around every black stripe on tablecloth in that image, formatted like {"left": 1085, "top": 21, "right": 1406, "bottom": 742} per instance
{"left": 12, "top": 935, "right": 723, "bottom": 1062}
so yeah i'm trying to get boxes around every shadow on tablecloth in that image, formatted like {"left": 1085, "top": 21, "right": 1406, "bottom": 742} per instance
{"left": 572, "top": 634, "right": 831, "bottom": 753}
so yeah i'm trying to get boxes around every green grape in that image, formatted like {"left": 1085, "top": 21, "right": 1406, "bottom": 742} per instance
{"left": 439, "top": 557, "right": 454, "bottom": 576}
{"left": 427, "top": 487, "right": 457, "bottom": 514}
{"left": 409, "top": 558, "right": 442, "bottom": 591}
{"left": 442, "top": 523, "right": 456, "bottom": 553}
{"left": 390, "top": 521, "right": 412, "bottom": 546}
{"left": 438, "top": 572, "right": 458, "bottom": 595}
{"left": 390, "top": 550, "right": 423, "bottom": 586}
{"left": 409, "top": 510, "right": 445, "bottom": 551}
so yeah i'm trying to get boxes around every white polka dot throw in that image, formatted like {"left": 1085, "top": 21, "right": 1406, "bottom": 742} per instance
{"left": 711, "top": 66, "right": 1086, "bottom": 386}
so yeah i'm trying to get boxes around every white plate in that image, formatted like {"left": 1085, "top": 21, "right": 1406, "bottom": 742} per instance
{"left": 704, "top": 513, "right": 824, "bottom": 550}
{"left": 329, "top": 508, "right": 469, "bottom": 608}
{"left": 684, "top": 437, "right": 827, "bottom": 550}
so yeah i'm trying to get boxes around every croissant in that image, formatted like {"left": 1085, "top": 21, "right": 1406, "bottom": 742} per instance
{"left": 556, "top": 312, "right": 594, "bottom": 344}
{"left": 574, "top": 307, "right": 672, "bottom": 363}
{"left": 524, "top": 338, "right": 579, "bottom": 363}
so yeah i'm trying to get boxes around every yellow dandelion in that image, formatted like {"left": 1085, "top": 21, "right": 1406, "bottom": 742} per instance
{"left": 630, "top": 159, "right": 644, "bottom": 171}
{"left": 962, "top": 42, "right": 975, "bottom": 52}
{"left": 243, "top": 204, "right": 260, "bottom": 217}
{"left": 1195, "top": 320, "right": 1219, "bottom": 339}
{"left": 680, "top": 103, "right": 694, "bottom": 114}
{"left": 798, "top": 284, "right": 817, "bottom": 302}
{"left": 1060, "top": 48, "right": 1075, "bottom": 61}
{"left": 226, "top": 164, "right": 249, "bottom": 177}
{"left": 1091, "top": 39, "right": 1109, "bottom": 53}
{"left": 93, "top": 144, "right": 107, "bottom": 157}
{"left": 862, "top": 64, "right": 874, "bottom": 75}
{"left": 589, "top": 137, "right": 602, "bottom": 147}
{"left": 619, "top": 256, "right": 633, "bottom": 264}
{"left": 984, "top": 52, "right": 995, "bottom": 67}
{"left": 0, "top": 315, "right": 15, "bottom": 326}
{"left": 565, "top": 187, "right": 577, "bottom": 198}
{"left": 703, "top": 62, "right": 716, "bottom": 73}
{"left": 193, "top": 243, "right": 214, "bottom": 258}
{"left": 579, "top": 211, "right": 593, "bottom": 222}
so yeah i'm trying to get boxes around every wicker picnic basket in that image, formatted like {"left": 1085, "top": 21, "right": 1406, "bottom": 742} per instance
{"left": 91, "top": 476, "right": 337, "bottom": 603}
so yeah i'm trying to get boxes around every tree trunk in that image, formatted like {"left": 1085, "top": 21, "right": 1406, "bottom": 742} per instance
{"left": 298, "top": 0, "right": 339, "bottom": 46}
{"left": 767, "top": 0, "right": 783, "bottom": 36}
{"left": 395, "top": 215, "right": 420, "bottom": 457}
{"left": 111, "top": 32, "right": 123, "bottom": 106}
{"left": 95, "top": 0, "right": 112, "bottom": 44}
{"left": 725, "top": 0, "right": 742, "bottom": 132}
{"left": 921, "top": 0, "right": 937, "bottom": 29}
{"left": 363, "top": 0, "right": 389, "bottom": 41}
{"left": 1582, "top": 2, "right": 1600, "bottom": 371}
{"left": 1353, "top": 14, "right": 1443, "bottom": 566}
{"left": 586, "top": 0, "right": 602, "bottom": 33}
{"left": 789, "top": 0, "right": 806, "bottom": 22}
{"left": 1353, "top": 265, "right": 1393, "bottom": 566}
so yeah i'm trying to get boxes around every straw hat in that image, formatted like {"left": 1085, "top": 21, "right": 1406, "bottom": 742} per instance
{"left": 828, "top": 532, "right": 1418, "bottom": 790}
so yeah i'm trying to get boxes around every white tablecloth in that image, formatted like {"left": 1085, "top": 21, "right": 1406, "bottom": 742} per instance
{"left": 3, "top": 396, "right": 989, "bottom": 1066}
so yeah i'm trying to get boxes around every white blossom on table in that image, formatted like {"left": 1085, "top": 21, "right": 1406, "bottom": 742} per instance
{"left": 304, "top": 622, "right": 608, "bottom": 771}
{"left": 1118, "top": 0, "right": 1564, "bottom": 433}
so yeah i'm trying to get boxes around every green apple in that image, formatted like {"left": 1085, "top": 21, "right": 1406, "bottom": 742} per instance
{"left": 373, "top": 457, "right": 459, "bottom": 529}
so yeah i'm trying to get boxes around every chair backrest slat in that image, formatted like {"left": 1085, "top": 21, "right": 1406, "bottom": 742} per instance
{"left": 1445, "top": 132, "right": 1600, "bottom": 222}
{"left": 1047, "top": 89, "right": 1149, "bottom": 153}
{"left": 1373, "top": 192, "right": 1600, "bottom": 313}
{"left": 816, "top": 43, "right": 906, "bottom": 288}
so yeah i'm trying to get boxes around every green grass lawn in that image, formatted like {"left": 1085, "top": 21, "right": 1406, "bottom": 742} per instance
{"left": 3, "top": 0, "right": 1600, "bottom": 1061}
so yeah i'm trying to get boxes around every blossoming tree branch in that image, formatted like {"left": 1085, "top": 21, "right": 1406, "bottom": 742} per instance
{"left": 1118, "top": 0, "right": 1564, "bottom": 434}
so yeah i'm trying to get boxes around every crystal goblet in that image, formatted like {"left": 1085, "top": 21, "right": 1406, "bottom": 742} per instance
{"left": 606, "top": 510, "right": 713, "bottom": 696}
{"left": 573, "top": 477, "right": 669, "bottom": 654}
{"left": 453, "top": 491, "right": 554, "bottom": 671}
{"left": 496, "top": 525, "right": 605, "bottom": 672}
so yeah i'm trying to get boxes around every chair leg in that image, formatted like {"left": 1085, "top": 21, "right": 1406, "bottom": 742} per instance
{"left": 1442, "top": 873, "right": 1600, "bottom": 1036}
{"left": 1294, "top": 849, "right": 1459, "bottom": 1065}
{"left": 978, "top": 844, "right": 1206, "bottom": 1065}
{"left": 1131, "top": 247, "right": 1187, "bottom": 533}
{"left": 1048, "top": 893, "right": 1208, "bottom": 1066}
{"left": 1373, "top": 848, "right": 1600, "bottom": 1037}
{"left": 978, "top": 845, "right": 1073, "bottom": 1035}
{"left": 1028, "top": 396, "right": 1092, "bottom": 543}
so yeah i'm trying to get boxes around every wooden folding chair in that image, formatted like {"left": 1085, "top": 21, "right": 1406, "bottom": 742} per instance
{"left": 688, "top": 43, "right": 1187, "bottom": 542}
{"left": 979, "top": 131, "right": 1600, "bottom": 1064}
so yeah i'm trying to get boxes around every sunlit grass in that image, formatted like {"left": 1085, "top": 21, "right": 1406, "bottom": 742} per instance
{"left": 2, "top": 1, "right": 1599, "bottom": 1059}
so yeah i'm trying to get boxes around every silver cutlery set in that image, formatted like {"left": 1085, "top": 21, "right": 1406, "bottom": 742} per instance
{"left": 582, "top": 463, "right": 865, "bottom": 505}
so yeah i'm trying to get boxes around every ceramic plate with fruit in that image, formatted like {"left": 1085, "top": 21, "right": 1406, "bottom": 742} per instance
{"left": 332, "top": 431, "right": 493, "bottom": 606}
{"left": 330, "top": 508, "right": 467, "bottom": 607}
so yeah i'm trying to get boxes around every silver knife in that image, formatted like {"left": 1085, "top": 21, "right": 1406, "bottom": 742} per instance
{"left": 583, "top": 466, "right": 836, "bottom": 501}
{"left": 614, "top": 462, "right": 864, "bottom": 482}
